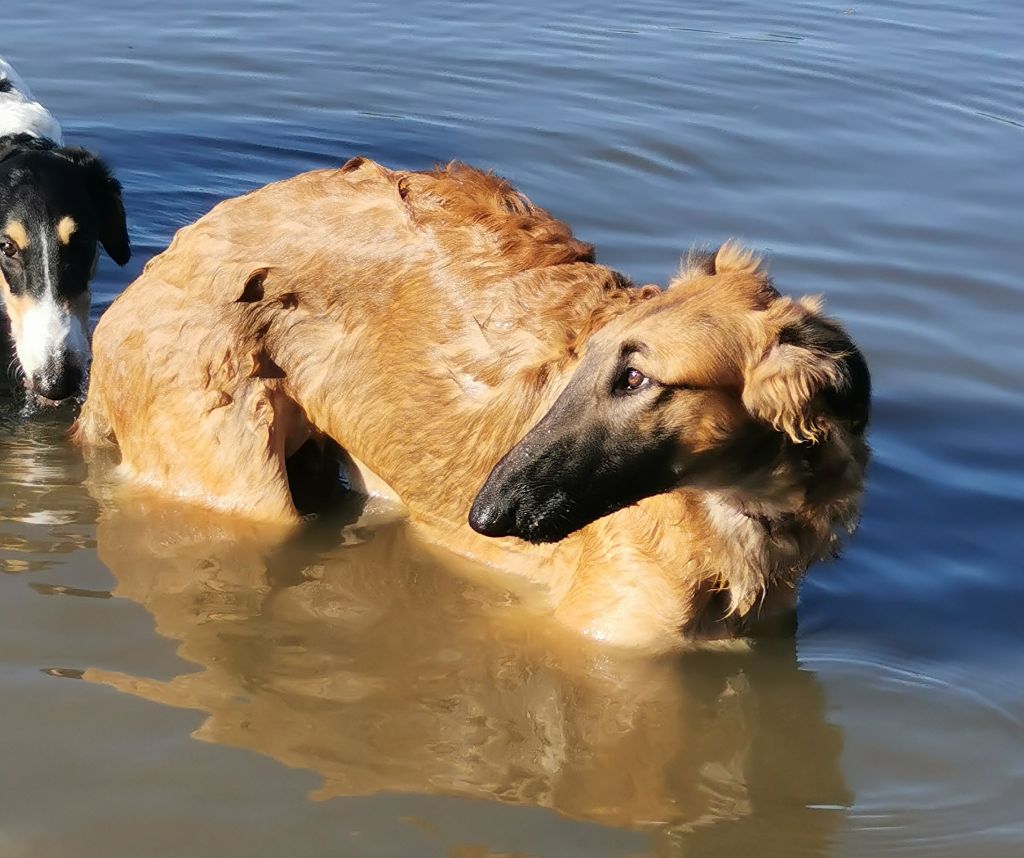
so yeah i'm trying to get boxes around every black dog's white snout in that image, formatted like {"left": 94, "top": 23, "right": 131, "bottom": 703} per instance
{"left": 31, "top": 349, "right": 83, "bottom": 402}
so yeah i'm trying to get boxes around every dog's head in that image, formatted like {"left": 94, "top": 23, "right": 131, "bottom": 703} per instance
{"left": 0, "top": 134, "right": 130, "bottom": 403}
{"left": 469, "top": 243, "right": 870, "bottom": 543}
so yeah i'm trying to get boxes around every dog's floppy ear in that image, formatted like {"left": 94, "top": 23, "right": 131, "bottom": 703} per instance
{"left": 742, "top": 298, "right": 870, "bottom": 444}
{"left": 57, "top": 147, "right": 131, "bottom": 266}
{"left": 0, "top": 133, "right": 54, "bottom": 163}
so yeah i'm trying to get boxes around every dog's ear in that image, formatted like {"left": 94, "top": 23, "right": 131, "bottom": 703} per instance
{"left": 742, "top": 298, "right": 870, "bottom": 444}
{"left": 0, "top": 133, "right": 53, "bottom": 163}
{"left": 669, "top": 242, "right": 779, "bottom": 299}
{"left": 57, "top": 147, "right": 131, "bottom": 266}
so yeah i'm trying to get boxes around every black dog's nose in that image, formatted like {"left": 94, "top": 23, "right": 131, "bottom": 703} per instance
{"left": 468, "top": 496, "right": 516, "bottom": 537}
{"left": 33, "top": 360, "right": 82, "bottom": 402}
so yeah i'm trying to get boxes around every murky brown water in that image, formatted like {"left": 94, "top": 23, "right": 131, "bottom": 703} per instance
{"left": 1, "top": 411, "right": 858, "bottom": 856}
{"left": 2, "top": 1, "right": 1023, "bottom": 855}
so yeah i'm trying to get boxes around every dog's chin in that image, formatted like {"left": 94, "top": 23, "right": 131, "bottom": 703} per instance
{"left": 21, "top": 386, "right": 84, "bottom": 413}
{"left": 512, "top": 492, "right": 654, "bottom": 544}
{"left": 517, "top": 526, "right": 566, "bottom": 545}
{"left": 512, "top": 496, "right": 584, "bottom": 545}
{"left": 19, "top": 369, "right": 89, "bottom": 412}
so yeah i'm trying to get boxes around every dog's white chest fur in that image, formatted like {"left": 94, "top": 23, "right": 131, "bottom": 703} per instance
{"left": 0, "top": 59, "right": 63, "bottom": 143}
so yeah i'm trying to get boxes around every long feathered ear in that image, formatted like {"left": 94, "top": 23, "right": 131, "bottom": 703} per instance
{"left": 56, "top": 147, "right": 131, "bottom": 266}
{"left": 743, "top": 297, "right": 871, "bottom": 444}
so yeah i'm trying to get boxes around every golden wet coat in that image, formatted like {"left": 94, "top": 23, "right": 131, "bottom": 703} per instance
{"left": 76, "top": 158, "right": 869, "bottom": 650}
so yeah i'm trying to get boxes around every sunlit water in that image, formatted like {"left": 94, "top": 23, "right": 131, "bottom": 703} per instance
{"left": 2, "top": 1, "right": 1022, "bottom": 856}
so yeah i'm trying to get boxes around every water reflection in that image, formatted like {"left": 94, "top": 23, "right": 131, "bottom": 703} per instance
{"left": 0, "top": 399, "right": 97, "bottom": 572}
{"left": 82, "top": 492, "right": 851, "bottom": 852}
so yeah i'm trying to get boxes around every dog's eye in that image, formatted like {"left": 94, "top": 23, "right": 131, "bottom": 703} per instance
{"left": 0, "top": 238, "right": 18, "bottom": 259}
{"left": 613, "top": 366, "right": 650, "bottom": 395}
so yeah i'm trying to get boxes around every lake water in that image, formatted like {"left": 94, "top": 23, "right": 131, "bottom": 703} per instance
{"left": 2, "top": 1, "right": 1022, "bottom": 855}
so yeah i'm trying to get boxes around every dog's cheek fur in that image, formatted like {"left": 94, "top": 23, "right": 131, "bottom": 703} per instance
{"left": 0, "top": 271, "right": 30, "bottom": 345}
{"left": 661, "top": 390, "right": 747, "bottom": 458}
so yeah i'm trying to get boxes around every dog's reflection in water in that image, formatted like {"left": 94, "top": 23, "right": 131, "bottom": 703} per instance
{"left": 84, "top": 493, "right": 851, "bottom": 852}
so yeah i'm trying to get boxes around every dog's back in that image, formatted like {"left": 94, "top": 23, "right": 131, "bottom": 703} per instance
{"left": 0, "top": 59, "right": 62, "bottom": 143}
{"left": 76, "top": 159, "right": 622, "bottom": 519}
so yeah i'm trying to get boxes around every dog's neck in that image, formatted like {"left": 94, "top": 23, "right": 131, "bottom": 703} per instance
{"left": 550, "top": 431, "right": 865, "bottom": 650}
{"left": 699, "top": 430, "right": 867, "bottom": 614}
{"left": 700, "top": 491, "right": 797, "bottom": 614}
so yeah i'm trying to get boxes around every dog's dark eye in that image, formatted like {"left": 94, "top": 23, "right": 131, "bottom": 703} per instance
{"left": 0, "top": 238, "right": 18, "bottom": 259}
{"left": 613, "top": 366, "right": 650, "bottom": 395}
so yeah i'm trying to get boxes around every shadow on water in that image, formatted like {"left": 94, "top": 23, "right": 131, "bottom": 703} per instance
{"left": 58, "top": 482, "right": 853, "bottom": 856}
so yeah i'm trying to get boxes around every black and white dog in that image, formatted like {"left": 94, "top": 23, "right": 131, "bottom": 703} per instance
{"left": 1, "top": 58, "right": 130, "bottom": 405}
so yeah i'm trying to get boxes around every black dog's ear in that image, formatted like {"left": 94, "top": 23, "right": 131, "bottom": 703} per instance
{"left": 57, "top": 147, "right": 131, "bottom": 266}
{"left": 0, "top": 133, "right": 54, "bottom": 163}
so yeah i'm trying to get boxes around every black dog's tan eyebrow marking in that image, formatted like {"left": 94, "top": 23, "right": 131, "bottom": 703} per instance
{"left": 57, "top": 216, "right": 77, "bottom": 245}
{"left": 4, "top": 220, "right": 29, "bottom": 248}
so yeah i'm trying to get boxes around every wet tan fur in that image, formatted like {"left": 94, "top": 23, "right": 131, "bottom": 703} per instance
{"left": 76, "top": 159, "right": 867, "bottom": 650}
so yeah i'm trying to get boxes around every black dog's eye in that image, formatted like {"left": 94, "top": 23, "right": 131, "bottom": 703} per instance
{"left": 613, "top": 366, "right": 650, "bottom": 395}
{"left": 0, "top": 238, "right": 18, "bottom": 259}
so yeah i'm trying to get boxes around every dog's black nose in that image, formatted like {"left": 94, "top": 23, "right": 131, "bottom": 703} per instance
{"left": 33, "top": 361, "right": 82, "bottom": 402}
{"left": 468, "top": 496, "right": 516, "bottom": 537}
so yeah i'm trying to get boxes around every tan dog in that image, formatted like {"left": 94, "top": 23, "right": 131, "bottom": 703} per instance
{"left": 76, "top": 157, "right": 869, "bottom": 650}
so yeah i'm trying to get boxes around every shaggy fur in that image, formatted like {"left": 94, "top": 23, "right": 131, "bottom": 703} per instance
{"left": 76, "top": 158, "right": 869, "bottom": 650}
